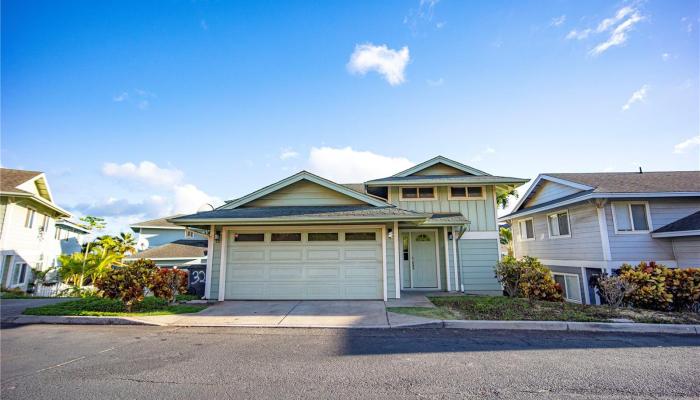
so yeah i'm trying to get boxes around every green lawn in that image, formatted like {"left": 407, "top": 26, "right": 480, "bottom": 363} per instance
{"left": 23, "top": 296, "right": 208, "bottom": 317}
{"left": 388, "top": 295, "right": 700, "bottom": 324}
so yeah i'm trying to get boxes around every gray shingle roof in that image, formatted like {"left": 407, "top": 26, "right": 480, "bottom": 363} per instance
{"left": 423, "top": 213, "right": 470, "bottom": 225}
{"left": 128, "top": 240, "right": 208, "bottom": 259}
{"left": 546, "top": 171, "right": 700, "bottom": 193}
{"left": 653, "top": 211, "right": 700, "bottom": 234}
{"left": 0, "top": 168, "right": 42, "bottom": 194}
{"left": 130, "top": 215, "right": 185, "bottom": 229}
{"left": 365, "top": 175, "right": 528, "bottom": 185}
{"left": 172, "top": 206, "right": 427, "bottom": 222}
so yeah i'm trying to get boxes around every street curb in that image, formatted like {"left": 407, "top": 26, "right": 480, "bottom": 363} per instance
{"left": 1, "top": 315, "right": 162, "bottom": 326}
{"left": 3, "top": 315, "right": 699, "bottom": 335}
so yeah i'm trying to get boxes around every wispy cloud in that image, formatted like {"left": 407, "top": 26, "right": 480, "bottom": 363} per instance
{"left": 566, "top": 6, "right": 645, "bottom": 56}
{"left": 307, "top": 147, "right": 413, "bottom": 182}
{"left": 102, "top": 161, "right": 183, "bottom": 187}
{"left": 347, "top": 44, "right": 410, "bottom": 86}
{"left": 426, "top": 78, "right": 444, "bottom": 87}
{"left": 279, "top": 148, "right": 300, "bottom": 160}
{"left": 113, "top": 89, "right": 156, "bottom": 110}
{"left": 471, "top": 147, "right": 496, "bottom": 163}
{"left": 681, "top": 17, "right": 693, "bottom": 33}
{"left": 200, "top": 19, "right": 208, "bottom": 30}
{"left": 550, "top": 15, "right": 566, "bottom": 27}
{"left": 661, "top": 52, "right": 671, "bottom": 61}
{"left": 622, "top": 84, "right": 649, "bottom": 111}
{"left": 112, "top": 92, "right": 129, "bottom": 102}
{"left": 673, "top": 135, "right": 700, "bottom": 154}
{"left": 404, "top": 0, "right": 442, "bottom": 33}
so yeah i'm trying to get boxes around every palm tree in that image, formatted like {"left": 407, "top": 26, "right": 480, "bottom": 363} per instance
{"left": 499, "top": 226, "right": 514, "bottom": 257}
{"left": 496, "top": 188, "right": 519, "bottom": 209}
{"left": 116, "top": 232, "right": 137, "bottom": 255}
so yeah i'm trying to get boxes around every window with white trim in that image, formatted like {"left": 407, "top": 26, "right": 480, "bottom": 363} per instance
{"left": 24, "top": 208, "right": 36, "bottom": 229}
{"left": 11, "top": 263, "right": 28, "bottom": 285}
{"left": 400, "top": 187, "right": 435, "bottom": 200}
{"left": 449, "top": 186, "right": 484, "bottom": 199}
{"left": 612, "top": 202, "right": 650, "bottom": 233}
{"left": 41, "top": 214, "right": 50, "bottom": 232}
{"left": 552, "top": 273, "right": 582, "bottom": 303}
{"left": 518, "top": 219, "right": 534, "bottom": 240}
{"left": 547, "top": 211, "right": 570, "bottom": 238}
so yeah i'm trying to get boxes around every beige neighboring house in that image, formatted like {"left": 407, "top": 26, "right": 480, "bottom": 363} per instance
{"left": 0, "top": 168, "right": 89, "bottom": 292}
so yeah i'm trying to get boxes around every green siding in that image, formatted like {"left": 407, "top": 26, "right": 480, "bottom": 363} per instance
{"left": 209, "top": 239, "right": 221, "bottom": 299}
{"left": 244, "top": 180, "right": 365, "bottom": 207}
{"left": 389, "top": 186, "right": 497, "bottom": 231}
{"left": 385, "top": 224, "right": 396, "bottom": 299}
{"left": 458, "top": 239, "right": 501, "bottom": 294}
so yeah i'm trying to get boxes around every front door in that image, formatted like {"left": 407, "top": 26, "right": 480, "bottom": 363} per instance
{"left": 410, "top": 231, "right": 438, "bottom": 288}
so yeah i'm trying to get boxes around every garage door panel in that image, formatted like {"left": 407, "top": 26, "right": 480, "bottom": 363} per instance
{"left": 307, "top": 249, "right": 341, "bottom": 260}
{"left": 269, "top": 249, "right": 303, "bottom": 261}
{"left": 225, "top": 228, "right": 382, "bottom": 300}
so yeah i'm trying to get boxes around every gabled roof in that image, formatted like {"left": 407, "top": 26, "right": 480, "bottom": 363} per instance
{"left": 652, "top": 211, "right": 700, "bottom": 238}
{"left": 130, "top": 215, "right": 186, "bottom": 231}
{"left": 171, "top": 205, "right": 428, "bottom": 225}
{"left": 391, "top": 156, "right": 490, "bottom": 177}
{"left": 55, "top": 219, "right": 90, "bottom": 234}
{"left": 220, "top": 171, "right": 390, "bottom": 209}
{"left": 0, "top": 168, "right": 69, "bottom": 217}
{"left": 365, "top": 175, "right": 528, "bottom": 186}
{"left": 502, "top": 171, "right": 700, "bottom": 221}
{"left": 126, "top": 239, "right": 208, "bottom": 260}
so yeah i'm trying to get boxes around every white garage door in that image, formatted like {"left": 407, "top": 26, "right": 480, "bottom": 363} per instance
{"left": 224, "top": 228, "right": 383, "bottom": 300}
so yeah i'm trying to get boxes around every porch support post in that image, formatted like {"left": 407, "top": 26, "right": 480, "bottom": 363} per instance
{"left": 217, "top": 228, "right": 228, "bottom": 302}
{"left": 452, "top": 227, "right": 459, "bottom": 292}
{"left": 443, "top": 227, "right": 452, "bottom": 291}
{"left": 393, "top": 221, "right": 400, "bottom": 299}
{"left": 204, "top": 224, "right": 214, "bottom": 299}
{"left": 381, "top": 225, "right": 388, "bottom": 301}
{"left": 580, "top": 266, "right": 591, "bottom": 305}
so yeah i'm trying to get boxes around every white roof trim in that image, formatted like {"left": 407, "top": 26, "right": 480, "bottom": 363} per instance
{"left": 501, "top": 191, "right": 700, "bottom": 221}
{"left": 391, "top": 156, "right": 490, "bottom": 177}
{"left": 651, "top": 230, "right": 700, "bottom": 238}
{"left": 510, "top": 174, "right": 594, "bottom": 214}
{"left": 219, "top": 171, "right": 389, "bottom": 209}
{"left": 130, "top": 225, "right": 185, "bottom": 230}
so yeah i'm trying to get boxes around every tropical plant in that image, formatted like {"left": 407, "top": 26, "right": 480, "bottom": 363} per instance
{"left": 496, "top": 187, "right": 519, "bottom": 209}
{"left": 77, "top": 215, "right": 106, "bottom": 286}
{"left": 116, "top": 232, "right": 137, "bottom": 256}
{"left": 618, "top": 262, "right": 700, "bottom": 312}
{"left": 595, "top": 273, "right": 637, "bottom": 308}
{"left": 499, "top": 226, "right": 513, "bottom": 256}
{"left": 494, "top": 256, "right": 562, "bottom": 302}
{"left": 149, "top": 268, "right": 189, "bottom": 304}
{"left": 494, "top": 256, "right": 523, "bottom": 297}
{"left": 94, "top": 259, "right": 157, "bottom": 312}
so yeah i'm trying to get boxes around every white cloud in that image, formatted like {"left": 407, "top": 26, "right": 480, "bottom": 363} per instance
{"left": 436, "top": 21, "right": 446, "bottom": 29}
{"left": 404, "top": 0, "right": 441, "bottom": 32}
{"left": 113, "top": 92, "right": 129, "bottom": 102}
{"left": 307, "top": 147, "right": 414, "bottom": 182}
{"left": 113, "top": 89, "right": 156, "bottom": 110}
{"left": 70, "top": 195, "right": 168, "bottom": 218}
{"left": 662, "top": 53, "right": 670, "bottom": 61}
{"left": 426, "top": 78, "right": 444, "bottom": 87}
{"left": 470, "top": 147, "right": 496, "bottom": 163}
{"left": 565, "top": 6, "right": 645, "bottom": 56}
{"left": 200, "top": 19, "right": 208, "bottom": 30}
{"left": 280, "top": 148, "right": 300, "bottom": 160}
{"left": 551, "top": 15, "right": 566, "bottom": 27}
{"left": 622, "top": 84, "right": 649, "bottom": 111}
{"left": 673, "top": 135, "right": 700, "bottom": 154}
{"left": 347, "top": 44, "right": 410, "bottom": 86}
{"left": 172, "top": 184, "right": 220, "bottom": 214}
{"left": 102, "top": 161, "right": 184, "bottom": 187}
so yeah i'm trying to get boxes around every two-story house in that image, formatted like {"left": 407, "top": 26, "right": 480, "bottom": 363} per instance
{"left": 0, "top": 168, "right": 89, "bottom": 291}
{"left": 499, "top": 171, "right": 700, "bottom": 305}
{"left": 126, "top": 215, "right": 208, "bottom": 267}
{"left": 170, "top": 156, "right": 527, "bottom": 301}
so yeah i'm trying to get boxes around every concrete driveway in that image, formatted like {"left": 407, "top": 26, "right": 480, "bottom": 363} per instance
{"left": 0, "top": 298, "right": 73, "bottom": 319}
{"left": 167, "top": 300, "right": 391, "bottom": 328}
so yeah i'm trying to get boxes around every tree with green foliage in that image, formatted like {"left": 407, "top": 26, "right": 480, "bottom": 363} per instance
{"left": 496, "top": 188, "right": 519, "bottom": 209}
{"left": 94, "top": 259, "right": 157, "bottom": 312}
{"left": 78, "top": 216, "right": 106, "bottom": 286}
{"left": 499, "top": 226, "right": 513, "bottom": 257}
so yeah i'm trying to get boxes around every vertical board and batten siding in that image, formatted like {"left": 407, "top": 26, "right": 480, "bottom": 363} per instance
{"left": 513, "top": 203, "right": 604, "bottom": 261}
{"left": 458, "top": 239, "right": 501, "bottom": 294}
{"left": 522, "top": 181, "right": 582, "bottom": 208}
{"left": 388, "top": 186, "right": 497, "bottom": 231}
{"left": 209, "top": 238, "right": 221, "bottom": 300}
{"left": 410, "top": 163, "right": 466, "bottom": 176}
{"left": 436, "top": 227, "right": 447, "bottom": 290}
{"left": 672, "top": 237, "right": 700, "bottom": 267}
{"left": 243, "top": 181, "right": 365, "bottom": 207}
{"left": 605, "top": 198, "right": 700, "bottom": 262}
{"left": 385, "top": 223, "right": 396, "bottom": 298}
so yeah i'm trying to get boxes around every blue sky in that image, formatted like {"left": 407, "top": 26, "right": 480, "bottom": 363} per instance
{"left": 2, "top": 0, "right": 699, "bottom": 233}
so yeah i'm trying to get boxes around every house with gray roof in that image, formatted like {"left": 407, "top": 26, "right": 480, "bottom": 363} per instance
{"left": 126, "top": 215, "right": 208, "bottom": 267}
{"left": 171, "top": 156, "right": 527, "bottom": 301}
{"left": 499, "top": 171, "right": 700, "bottom": 305}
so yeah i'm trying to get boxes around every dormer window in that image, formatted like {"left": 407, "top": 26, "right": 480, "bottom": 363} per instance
{"left": 400, "top": 187, "right": 435, "bottom": 200}
{"left": 448, "top": 186, "right": 484, "bottom": 200}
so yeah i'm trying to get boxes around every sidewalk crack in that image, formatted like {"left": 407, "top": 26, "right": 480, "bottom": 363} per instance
{"left": 278, "top": 301, "right": 301, "bottom": 326}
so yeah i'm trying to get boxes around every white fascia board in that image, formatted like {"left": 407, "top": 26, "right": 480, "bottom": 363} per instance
{"left": 391, "top": 156, "right": 490, "bottom": 177}
{"left": 220, "top": 171, "right": 388, "bottom": 209}
{"left": 130, "top": 225, "right": 185, "bottom": 230}
{"left": 651, "top": 230, "right": 700, "bottom": 238}
{"left": 509, "top": 174, "right": 593, "bottom": 215}
{"left": 170, "top": 215, "right": 429, "bottom": 225}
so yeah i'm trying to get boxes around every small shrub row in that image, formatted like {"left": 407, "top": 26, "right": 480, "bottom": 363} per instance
{"left": 616, "top": 262, "right": 700, "bottom": 312}
{"left": 494, "top": 256, "right": 563, "bottom": 302}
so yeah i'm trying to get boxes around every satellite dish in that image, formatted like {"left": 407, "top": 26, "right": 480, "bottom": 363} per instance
{"left": 137, "top": 238, "right": 149, "bottom": 250}
{"left": 197, "top": 203, "right": 215, "bottom": 213}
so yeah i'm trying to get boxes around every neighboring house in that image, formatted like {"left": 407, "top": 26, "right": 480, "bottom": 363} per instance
{"left": 499, "top": 171, "right": 700, "bottom": 305}
{"left": 126, "top": 215, "right": 208, "bottom": 267}
{"left": 0, "top": 168, "right": 89, "bottom": 291}
{"left": 170, "top": 156, "right": 527, "bottom": 301}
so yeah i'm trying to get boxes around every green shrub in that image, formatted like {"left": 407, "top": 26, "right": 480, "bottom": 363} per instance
{"left": 494, "top": 256, "right": 563, "bottom": 302}
{"left": 618, "top": 262, "right": 700, "bottom": 312}
{"left": 94, "top": 259, "right": 156, "bottom": 311}
{"left": 149, "top": 268, "right": 188, "bottom": 304}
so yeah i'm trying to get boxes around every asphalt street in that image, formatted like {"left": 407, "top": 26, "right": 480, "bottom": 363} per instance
{"left": 1, "top": 324, "right": 699, "bottom": 399}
